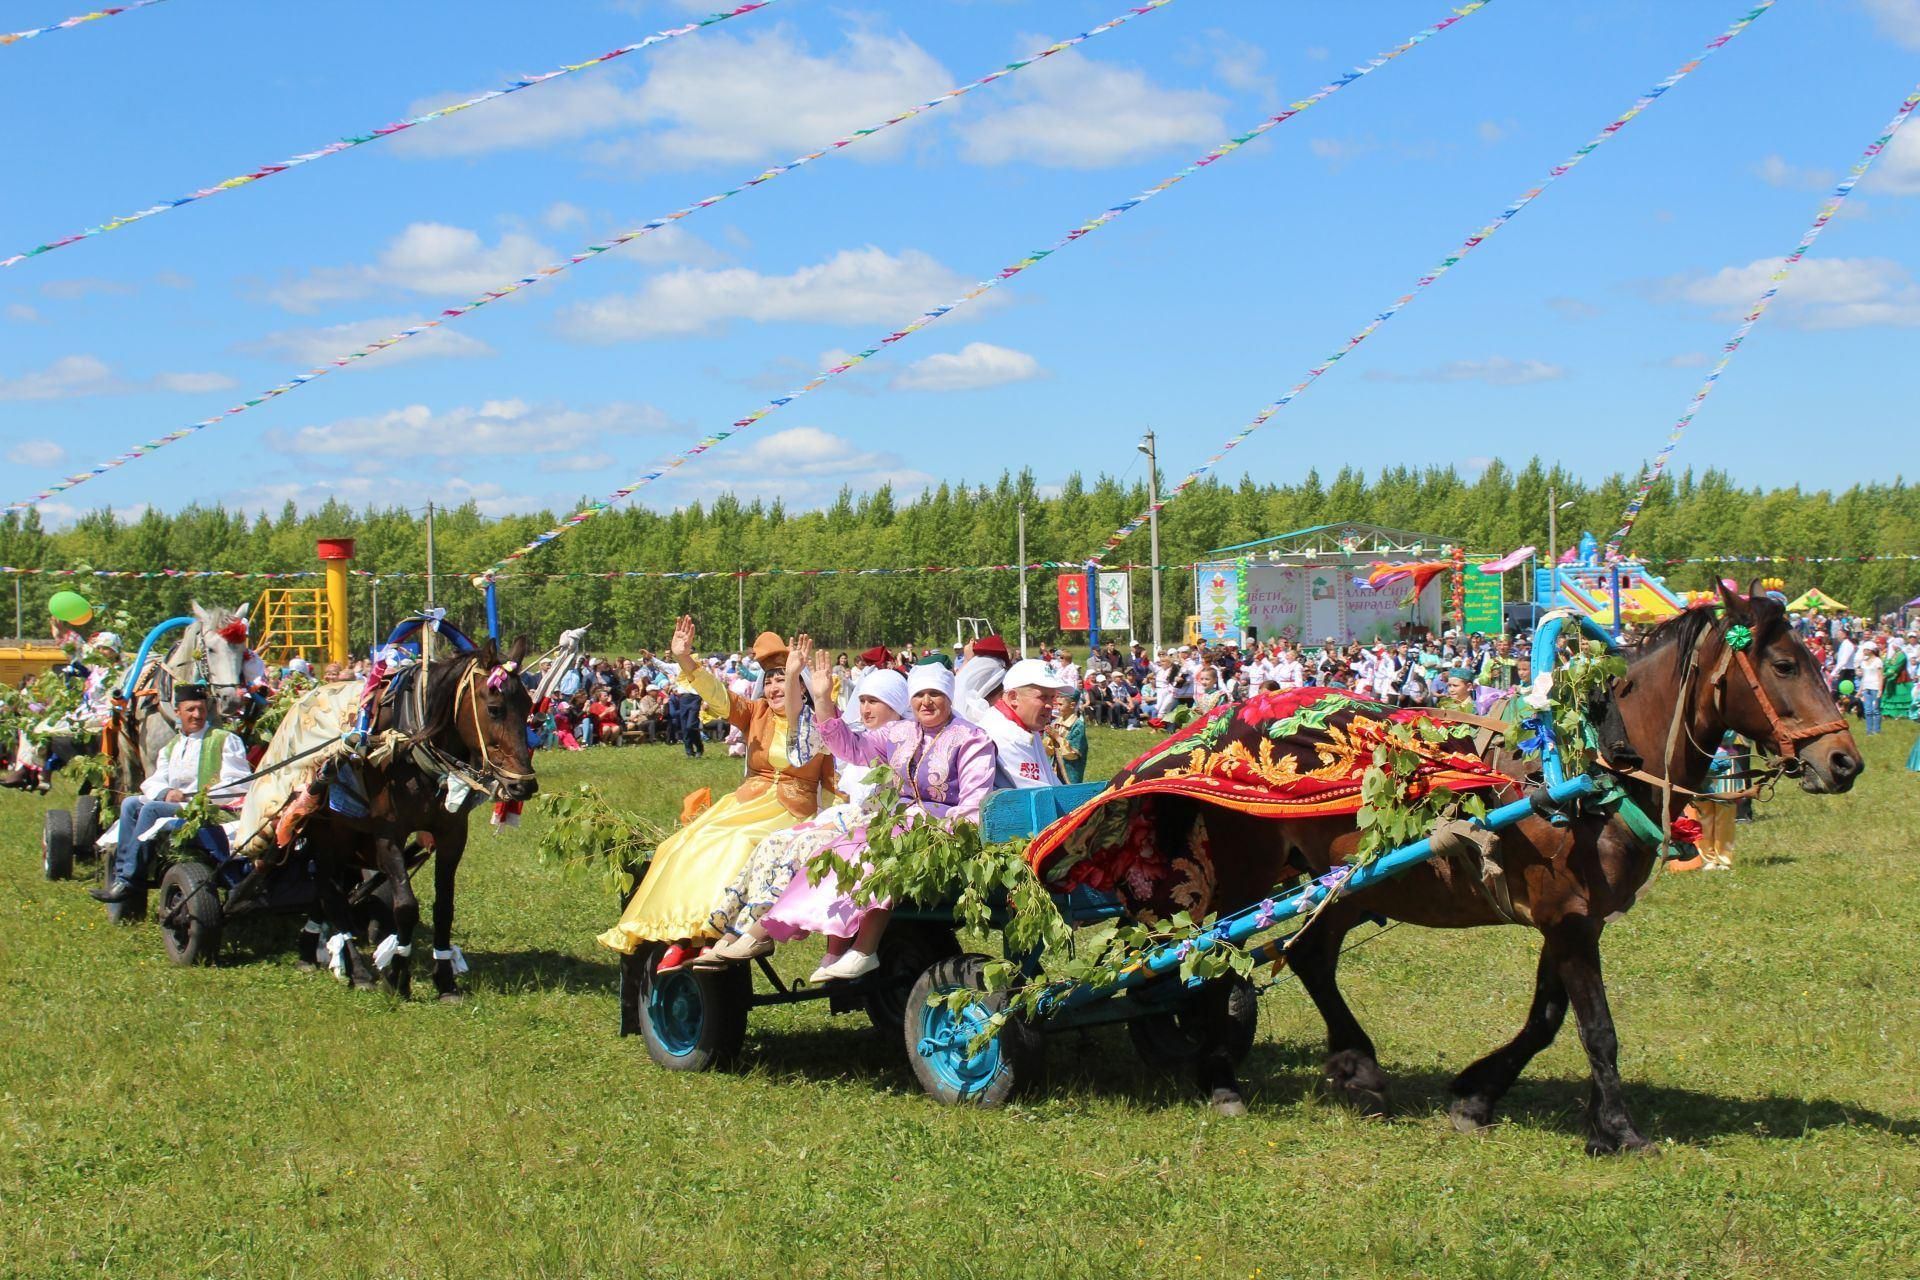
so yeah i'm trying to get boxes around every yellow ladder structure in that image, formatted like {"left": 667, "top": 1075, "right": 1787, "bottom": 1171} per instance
{"left": 253, "top": 587, "right": 331, "bottom": 667}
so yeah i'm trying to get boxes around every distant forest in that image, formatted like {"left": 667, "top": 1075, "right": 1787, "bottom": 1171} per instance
{"left": 4, "top": 459, "right": 1915, "bottom": 651}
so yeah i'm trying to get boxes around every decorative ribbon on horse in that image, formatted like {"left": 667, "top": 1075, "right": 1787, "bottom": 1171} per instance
{"left": 1090, "top": 0, "right": 1780, "bottom": 562}
{"left": 6, "top": 0, "right": 1181, "bottom": 512}
{"left": 1604, "top": 81, "right": 1920, "bottom": 559}
{"left": 1, "top": 1, "right": 777, "bottom": 266}
{"left": 2, "top": 0, "right": 167, "bottom": 49}
{"left": 476, "top": 0, "right": 1494, "bottom": 580}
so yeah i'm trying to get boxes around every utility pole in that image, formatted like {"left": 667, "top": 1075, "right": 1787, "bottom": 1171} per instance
{"left": 370, "top": 577, "right": 380, "bottom": 649}
{"left": 1017, "top": 502, "right": 1029, "bottom": 657}
{"left": 737, "top": 569, "right": 745, "bottom": 654}
{"left": 13, "top": 576, "right": 21, "bottom": 641}
{"left": 1139, "top": 430, "right": 1163, "bottom": 657}
{"left": 424, "top": 501, "right": 437, "bottom": 610}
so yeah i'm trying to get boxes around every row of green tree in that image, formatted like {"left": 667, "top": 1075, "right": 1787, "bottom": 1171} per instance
{"left": 3, "top": 459, "right": 1915, "bottom": 654}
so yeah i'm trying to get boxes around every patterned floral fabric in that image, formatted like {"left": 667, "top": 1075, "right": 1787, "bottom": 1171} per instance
{"left": 1025, "top": 687, "right": 1511, "bottom": 896}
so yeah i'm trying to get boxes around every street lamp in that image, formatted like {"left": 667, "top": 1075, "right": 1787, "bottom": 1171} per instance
{"left": 1546, "top": 487, "right": 1576, "bottom": 606}
{"left": 1138, "top": 431, "right": 1162, "bottom": 657}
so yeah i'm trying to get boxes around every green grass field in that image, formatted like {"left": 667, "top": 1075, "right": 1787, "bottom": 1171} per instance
{"left": 3, "top": 724, "right": 1917, "bottom": 1279}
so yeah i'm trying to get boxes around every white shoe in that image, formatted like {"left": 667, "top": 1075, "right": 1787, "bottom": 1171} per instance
{"left": 812, "top": 949, "right": 879, "bottom": 983}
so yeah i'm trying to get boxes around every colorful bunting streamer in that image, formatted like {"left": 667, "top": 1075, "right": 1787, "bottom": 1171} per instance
{"left": 1, "top": 0, "right": 777, "bottom": 267}
{"left": 2, "top": 0, "right": 167, "bottom": 48}
{"left": 476, "top": 0, "right": 1494, "bottom": 583}
{"left": 6, "top": 0, "right": 1182, "bottom": 513}
{"left": 4, "top": 551, "right": 1916, "bottom": 583}
{"left": 1604, "top": 82, "right": 1920, "bottom": 559}
{"left": 1092, "top": 0, "right": 1778, "bottom": 562}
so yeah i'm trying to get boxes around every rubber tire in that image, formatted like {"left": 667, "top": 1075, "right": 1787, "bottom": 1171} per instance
{"left": 1126, "top": 975, "right": 1259, "bottom": 1072}
{"left": 72, "top": 795, "right": 101, "bottom": 860}
{"left": 636, "top": 943, "right": 750, "bottom": 1072}
{"left": 42, "top": 808, "right": 74, "bottom": 881}
{"left": 904, "top": 953, "right": 1043, "bottom": 1107}
{"left": 862, "top": 923, "right": 962, "bottom": 1037}
{"left": 158, "top": 861, "right": 223, "bottom": 966}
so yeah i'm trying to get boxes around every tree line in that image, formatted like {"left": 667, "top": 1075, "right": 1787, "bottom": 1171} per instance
{"left": 3, "top": 458, "right": 1915, "bottom": 653}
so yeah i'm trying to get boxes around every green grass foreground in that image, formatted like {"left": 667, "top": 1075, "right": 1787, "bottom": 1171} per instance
{"left": 3, "top": 726, "right": 1917, "bottom": 1279}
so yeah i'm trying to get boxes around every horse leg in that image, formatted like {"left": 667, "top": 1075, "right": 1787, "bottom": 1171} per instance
{"left": 1288, "top": 906, "right": 1390, "bottom": 1115}
{"left": 1192, "top": 976, "right": 1249, "bottom": 1118}
{"left": 428, "top": 831, "right": 466, "bottom": 1001}
{"left": 1550, "top": 922, "right": 1652, "bottom": 1155}
{"left": 313, "top": 853, "right": 374, "bottom": 990}
{"left": 1447, "top": 939, "right": 1568, "bottom": 1133}
{"left": 373, "top": 836, "right": 418, "bottom": 999}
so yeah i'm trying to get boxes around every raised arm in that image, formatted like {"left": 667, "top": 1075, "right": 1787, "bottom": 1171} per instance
{"left": 671, "top": 615, "right": 749, "bottom": 726}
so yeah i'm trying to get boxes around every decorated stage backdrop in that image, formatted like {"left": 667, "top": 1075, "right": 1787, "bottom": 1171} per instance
{"left": 1208, "top": 561, "right": 1450, "bottom": 646}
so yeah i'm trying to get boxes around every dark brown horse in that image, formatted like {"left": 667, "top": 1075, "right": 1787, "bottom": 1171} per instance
{"left": 1173, "top": 584, "right": 1860, "bottom": 1152}
{"left": 295, "top": 639, "right": 537, "bottom": 999}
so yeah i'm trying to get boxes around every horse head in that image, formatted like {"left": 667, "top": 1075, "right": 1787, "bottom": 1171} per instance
{"left": 440, "top": 637, "right": 538, "bottom": 802}
{"left": 1618, "top": 584, "right": 1861, "bottom": 797}
{"left": 187, "top": 600, "right": 254, "bottom": 722}
{"left": 1708, "top": 581, "right": 1861, "bottom": 794}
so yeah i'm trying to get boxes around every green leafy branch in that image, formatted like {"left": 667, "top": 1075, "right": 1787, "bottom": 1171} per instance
{"left": 1355, "top": 717, "right": 1488, "bottom": 865}
{"left": 532, "top": 781, "right": 669, "bottom": 898}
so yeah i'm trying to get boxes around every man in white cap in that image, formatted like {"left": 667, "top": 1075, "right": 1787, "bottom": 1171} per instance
{"left": 984, "top": 658, "right": 1069, "bottom": 789}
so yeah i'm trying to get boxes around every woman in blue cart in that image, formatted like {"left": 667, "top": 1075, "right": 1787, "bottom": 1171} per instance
{"left": 756, "top": 658, "right": 995, "bottom": 983}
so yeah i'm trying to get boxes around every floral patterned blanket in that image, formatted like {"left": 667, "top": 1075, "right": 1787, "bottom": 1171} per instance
{"left": 1024, "top": 687, "right": 1513, "bottom": 897}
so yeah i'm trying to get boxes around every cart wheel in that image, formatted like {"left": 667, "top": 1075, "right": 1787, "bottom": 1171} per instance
{"left": 159, "top": 861, "right": 223, "bottom": 966}
{"left": 42, "top": 808, "right": 74, "bottom": 881}
{"left": 905, "top": 953, "right": 1042, "bottom": 1107}
{"left": 72, "top": 795, "right": 101, "bottom": 860}
{"left": 863, "top": 923, "right": 961, "bottom": 1036}
{"left": 1127, "top": 976, "right": 1259, "bottom": 1071}
{"left": 636, "top": 943, "right": 749, "bottom": 1071}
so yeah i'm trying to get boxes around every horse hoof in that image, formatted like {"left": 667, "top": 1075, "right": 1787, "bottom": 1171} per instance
{"left": 1585, "top": 1129, "right": 1657, "bottom": 1157}
{"left": 437, "top": 989, "right": 466, "bottom": 1004}
{"left": 1323, "top": 1049, "right": 1391, "bottom": 1117}
{"left": 1448, "top": 1097, "right": 1495, "bottom": 1134}
{"left": 294, "top": 960, "right": 319, "bottom": 974}
{"left": 1208, "top": 1087, "right": 1248, "bottom": 1119}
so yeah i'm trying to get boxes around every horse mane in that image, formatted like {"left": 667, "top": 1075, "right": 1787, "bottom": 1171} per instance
{"left": 1627, "top": 588, "right": 1790, "bottom": 661}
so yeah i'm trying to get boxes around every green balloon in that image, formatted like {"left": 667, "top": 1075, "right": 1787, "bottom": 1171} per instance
{"left": 47, "top": 590, "right": 92, "bottom": 625}
{"left": 1838, "top": 679, "right": 1856, "bottom": 696}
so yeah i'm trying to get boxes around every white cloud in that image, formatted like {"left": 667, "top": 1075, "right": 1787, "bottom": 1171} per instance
{"left": 1862, "top": 0, "right": 1920, "bottom": 49}
{"left": 393, "top": 25, "right": 948, "bottom": 167}
{"left": 6, "top": 303, "right": 40, "bottom": 323}
{"left": 0, "top": 356, "right": 283, "bottom": 400}
{"left": 892, "top": 342, "right": 1042, "bottom": 392}
{"left": 38, "top": 278, "right": 136, "bottom": 301}
{"left": 241, "top": 316, "right": 495, "bottom": 366}
{"left": 543, "top": 201, "right": 590, "bottom": 231}
{"left": 958, "top": 46, "right": 1223, "bottom": 168}
{"left": 6, "top": 439, "right": 66, "bottom": 466}
{"left": 152, "top": 371, "right": 238, "bottom": 394}
{"left": 221, "top": 474, "right": 522, "bottom": 518}
{"left": 1365, "top": 356, "right": 1567, "bottom": 387}
{"left": 1756, "top": 153, "right": 1834, "bottom": 192}
{"left": 1665, "top": 255, "right": 1920, "bottom": 329}
{"left": 672, "top": 425, "right": 935, "bottom": 507}
{"left": 1546, "top": 297, "right": 1601, "bottom": 320}
{"left": 557, "top": 245, "right": 991, "bottom": 341}
{"left": 1308, "top": 136, "right": 1376, "bottom": 166}
{"left": 267, "top": 223, "right": 558, "bottom": 313}
{"left": 1866, "top": 122, "right": 1920, "bottom": 195}
{"left": 1189, "top": 30, "right": 1273, "bottom": 98}
{"left": 0, "top": 354, "right": 117, "bottom": 400}
{"left": 271, "top": 399, "right": 670, "bottom": 467}
{"left": 1658, "top": 352, "right": 1711, "bottom": 369}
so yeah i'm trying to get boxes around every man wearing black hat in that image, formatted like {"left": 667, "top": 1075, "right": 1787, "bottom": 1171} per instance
{"left": 93, "top": 684, "right": 251, "bottom": 906}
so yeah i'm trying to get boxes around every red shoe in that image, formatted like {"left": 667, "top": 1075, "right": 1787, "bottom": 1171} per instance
{"left": 655, "top": 943, "right": 693, "bottom": 973}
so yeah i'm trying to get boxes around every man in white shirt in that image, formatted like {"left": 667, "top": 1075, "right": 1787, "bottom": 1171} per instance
{"left": 93, "top": 685, "right": 252, "bottom": 904}
{"left": 1274, "top": 646, "right": 1306, "bottom": 690}
{"left": 983, "top": 659, "right": 1068, "bottom": 789}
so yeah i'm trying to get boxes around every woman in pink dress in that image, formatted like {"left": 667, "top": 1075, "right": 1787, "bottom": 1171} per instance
{"left": 761, "top": 660, "right": 996, "bottom": 983}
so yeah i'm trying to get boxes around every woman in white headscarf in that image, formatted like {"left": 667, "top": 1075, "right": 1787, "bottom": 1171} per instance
{"left": 694, "top": 658, "right": 911, "bottom": 964}
{"left": 738, "top": 658, "right": 995, "bottom": 982}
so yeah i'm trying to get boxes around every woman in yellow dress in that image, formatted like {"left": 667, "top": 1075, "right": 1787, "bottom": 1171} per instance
{"left": 597, "top": 618, "right": 835, "bottom": 969}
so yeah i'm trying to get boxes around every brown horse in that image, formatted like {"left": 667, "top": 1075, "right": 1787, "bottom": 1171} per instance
{"left": 1169, "top": 584, "right": 1860, "bottom": 1152}
{"left": 295, "top": 639, "right": 537, "bottom": 999}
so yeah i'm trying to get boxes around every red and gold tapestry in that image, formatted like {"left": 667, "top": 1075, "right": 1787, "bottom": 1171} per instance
{"left": 1025, "top": 688, "right": 1513, "bottom": 895}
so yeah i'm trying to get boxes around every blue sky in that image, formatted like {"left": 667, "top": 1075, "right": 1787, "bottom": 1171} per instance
{"left": 4, "top": 0, "right": 1918, "bottom": 541}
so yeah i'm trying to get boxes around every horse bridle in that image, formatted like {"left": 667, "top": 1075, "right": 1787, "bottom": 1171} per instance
{"left": 1709, "top": 643, "right": 1848, "bottom": 764}
{"left": 449, "top": 659, "right": 536, "bottom": 791}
